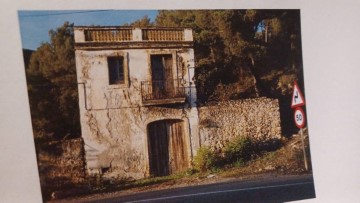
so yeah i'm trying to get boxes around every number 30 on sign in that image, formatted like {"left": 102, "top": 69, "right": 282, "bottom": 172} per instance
{"left": 294, "top": 107, "right": 306, "bottom": 129}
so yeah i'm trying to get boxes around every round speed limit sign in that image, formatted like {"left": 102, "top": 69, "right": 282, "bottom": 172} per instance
{"left": 294, "top": 107, "right": 306, "bottom": 128}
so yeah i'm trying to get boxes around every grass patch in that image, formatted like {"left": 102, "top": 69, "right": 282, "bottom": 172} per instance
{"left": 193, "top": 146, "right": 221, "bottom": 172}
{"left": 132, "top": 176, "right": 175, "bottom": 187}
{"left": 224, "top": 136, "right": 253, "bottom": 165}
{"left": 260, "top": 151, "right": 277, "bottom": 161}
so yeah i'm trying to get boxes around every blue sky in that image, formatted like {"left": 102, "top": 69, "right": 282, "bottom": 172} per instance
{"left": 18, "top": 10, "right": 158, "bottom": 50}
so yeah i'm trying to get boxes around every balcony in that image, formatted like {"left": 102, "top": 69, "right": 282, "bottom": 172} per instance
{"left": 141, "top": 79, "right": 186, "bottom": 106}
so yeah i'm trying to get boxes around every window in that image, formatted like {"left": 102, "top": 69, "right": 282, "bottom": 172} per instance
{"left": 108, "top": 56, "right": 124, "bottom": 85}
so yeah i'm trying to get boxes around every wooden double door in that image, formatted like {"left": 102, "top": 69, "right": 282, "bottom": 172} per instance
{"left": 147, "top": 119, "right": 190, "bottom": 176}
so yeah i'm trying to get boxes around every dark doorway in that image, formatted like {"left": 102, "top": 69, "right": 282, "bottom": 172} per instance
{"left": 150, "top": 54, "right": 174, "bottom": 99}
{"left": 147, "top": 119, "right": 189, "bottom": 176}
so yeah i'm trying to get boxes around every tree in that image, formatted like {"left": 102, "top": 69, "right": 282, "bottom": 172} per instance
{"left": 156, "top": 10, "right": 258, "bottom": 101}
{"left": 26, "top": 22, "right": 80, "bottom": 141}
{"left": 249, "top": 10, "right": 304, "bottom": 96}
{"left": 124, "top": 15, "right": 154, "bottom": 27}
{"left": 155, "top": 10, "right": 304, "bottom": 102}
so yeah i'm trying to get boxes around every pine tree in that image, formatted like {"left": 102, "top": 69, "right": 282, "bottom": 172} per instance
{"left": 26, "top": 22, "right": 80, "bottom": 141}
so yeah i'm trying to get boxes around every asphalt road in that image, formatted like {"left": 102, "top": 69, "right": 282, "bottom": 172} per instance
{"left": 87, "top": 175, "right": 315, "bottom": 203}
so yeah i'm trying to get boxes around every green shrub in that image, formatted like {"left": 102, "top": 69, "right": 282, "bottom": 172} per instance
{"left": 224, "top": 136, "right": 253, "bottom": 165}
{"left": 193, "top": 146, "right": 219, "bottom": 172}
{"left": 185, "top": 168, "right": 198, "bottom": 176}
{"left": 233, "top": 159, "right": 246, "bottom": 167}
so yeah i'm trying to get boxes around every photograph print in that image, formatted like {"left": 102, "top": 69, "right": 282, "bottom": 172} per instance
{"left": 19, "top": 9, "right": 316, "bottom": 202}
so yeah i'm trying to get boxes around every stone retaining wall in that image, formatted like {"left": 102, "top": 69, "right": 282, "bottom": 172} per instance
{"left": 37, "top": 138, "right": 86, "bottom": 187}
{"left": 198, "top": 98, "right": 282, "bottom": 151}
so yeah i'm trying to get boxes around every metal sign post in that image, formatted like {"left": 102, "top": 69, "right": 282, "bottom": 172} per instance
{"left": 294, "top": 107, "right": 308, "bottom": 171}
{"left": 300, "top": 128, "right": 308, "bottom": 171}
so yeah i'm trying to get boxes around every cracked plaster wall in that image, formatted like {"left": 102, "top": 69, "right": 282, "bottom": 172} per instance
{"left": 75, "top": 48, "right": 198, "bottom": 179}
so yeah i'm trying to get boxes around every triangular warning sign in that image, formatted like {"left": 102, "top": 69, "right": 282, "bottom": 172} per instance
{"left": 291, "top": 81, "right": 305, "bottom": 108}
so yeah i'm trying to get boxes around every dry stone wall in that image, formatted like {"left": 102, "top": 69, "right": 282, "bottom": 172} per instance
{"left": 198, "top": 98, "right": 281, "bottom": 152}
{"left": 37, "top": 139, "right": 86, "bottom": 184}
{"left": 37, "top": 139, "right": 86, "bottom": 198}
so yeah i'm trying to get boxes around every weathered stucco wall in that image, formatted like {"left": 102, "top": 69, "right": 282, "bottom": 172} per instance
{"left": 81, "top": 106, "right": 198, "bottom": 179}
{"left": 76, "top": 49, "right": 196, "bottom": 110}
{"left": 198, "top": 98, "right": 282, "bottom": 152}
{"left": 75, "top": 46, "right": 199, "bottom": 179}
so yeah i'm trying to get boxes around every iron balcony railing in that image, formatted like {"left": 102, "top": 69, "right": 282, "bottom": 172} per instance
{"left": 141, "top": 79, "right": 186, "bottom": 102}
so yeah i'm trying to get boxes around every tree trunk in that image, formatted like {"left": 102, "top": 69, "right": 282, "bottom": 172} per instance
{"left": 247, "top": 54, "right": 264, "bottom": 97}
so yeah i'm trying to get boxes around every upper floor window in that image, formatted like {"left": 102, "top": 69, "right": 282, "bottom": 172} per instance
{"left": 108, "top": 56, "right": 125, "bottom": 85}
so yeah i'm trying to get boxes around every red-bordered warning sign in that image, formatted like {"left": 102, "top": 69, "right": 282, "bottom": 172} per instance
{"left": 291, "top": 81, "right": 305, "bottom": 108}
{"left": 294, "top": 107, "right": 306, "bottom": 128}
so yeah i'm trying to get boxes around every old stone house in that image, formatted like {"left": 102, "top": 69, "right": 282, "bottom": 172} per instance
{"left": 74, "top": 26, "right": 200, "bottom": 179}
{"left": 74, "top": 26, "right": 282, "bottom": 180}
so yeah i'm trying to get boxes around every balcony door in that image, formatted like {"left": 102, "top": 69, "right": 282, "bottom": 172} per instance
{"left": 150, "top": 54, "right": 174, "bottom": 99}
